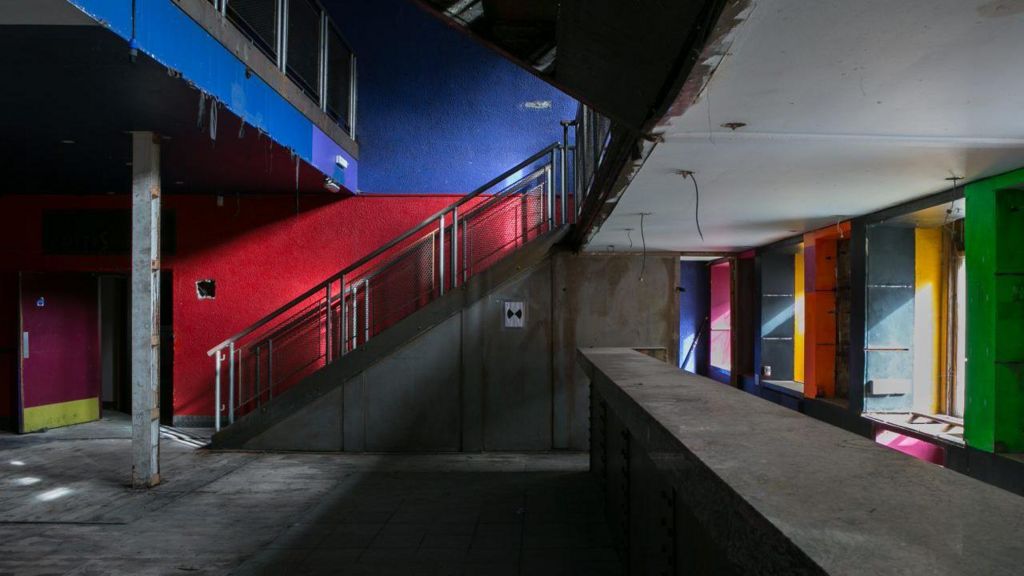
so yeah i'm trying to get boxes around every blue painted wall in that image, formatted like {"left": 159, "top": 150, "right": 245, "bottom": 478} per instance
{"left": 679, "top": 261, "right": 710, "bottom": 374}
{"left": 324, "top": 0, "right": 577, "bottom": 193}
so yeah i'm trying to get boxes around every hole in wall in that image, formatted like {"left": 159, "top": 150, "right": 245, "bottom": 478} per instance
{"left": 196, "top": 279, "right": 216, "bottom": 300}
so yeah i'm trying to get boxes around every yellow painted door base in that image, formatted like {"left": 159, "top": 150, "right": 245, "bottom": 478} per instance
{"left": 22, "top": 397, "right": 100, "bottom": 433}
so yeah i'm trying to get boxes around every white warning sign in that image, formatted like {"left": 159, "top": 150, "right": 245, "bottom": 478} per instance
{"left": 504, "top": 301, "right": 525, "bottom": 328}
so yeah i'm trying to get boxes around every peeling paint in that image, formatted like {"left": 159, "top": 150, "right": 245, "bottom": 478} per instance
{"left": 658, "top": 0, "right": 755, "bottom": 126}
{"left": 65, "top": 0, "right": 358, "bottom": 190}
{"left": 978, "top": 0, "right": 1024, "bottom": 18}
{"left": 524, "top": 100, "right": 553, "bottom": 110}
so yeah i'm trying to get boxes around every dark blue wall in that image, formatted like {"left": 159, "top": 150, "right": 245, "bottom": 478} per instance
{"left": 760, "top": 252, "right": 795, "bottom": 382}
{"left": 324, "top": 0, "right": 577, "bottom": 193}
{"left": 679, "top": 261, "right": 710, "bottom": 374}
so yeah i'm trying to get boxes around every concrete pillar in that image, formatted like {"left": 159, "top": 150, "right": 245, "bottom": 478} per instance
{"left": 131, "top": 132, "right": 161, "bottom": 488}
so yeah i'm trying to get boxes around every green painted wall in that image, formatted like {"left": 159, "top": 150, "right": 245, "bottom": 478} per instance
{"left": 965, "top": 167, "right": 1024, "bottom": 453}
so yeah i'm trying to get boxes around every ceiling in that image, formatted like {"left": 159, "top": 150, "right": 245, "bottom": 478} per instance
{"left": 412, "top": 0, "right": 725, "bottom": 131}
{"left": 0, "top": 0, "right": 94, "bottom": 25}
{"left": 419, "top": 0, "right": 557, "bottom": 70}
{"left": 588, "top": 0, "right": 1024, "bottom": 253}
{"left": 0, "top": 20, "right": 329, "bottom": 196}
{"left": 879, "top": 198, "right": 966, "bottom": 229}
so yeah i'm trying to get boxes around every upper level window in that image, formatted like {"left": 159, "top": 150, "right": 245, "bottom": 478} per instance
{"left": 286, "top": 0, "right": 322, "bottom": 100}
{"left": 218, "top": 0, "right": 356, "bottom": 136}
{"left": 325, "top": 23, "right": 353, "bottom": 131}
{"left": 227, "top": 0, "right": 279, "bottom": 62}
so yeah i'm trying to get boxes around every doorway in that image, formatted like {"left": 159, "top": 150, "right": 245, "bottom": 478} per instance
{"left": 99, "top": 276, "right": 130, "bottom": 414}
{"left": 98, "top": 271, "right": 174, "bottom": 424}
{"left": 18, "top": 270, "right": 173, "bottom": 433}
{"left": 708, "top": 260, "right": 732, "bottom": 382}
{"left": 18, "top": 272, "right": 101, "bottom": 432}
{"left": 160, "top": 270, "right": 174, "bottom": 425}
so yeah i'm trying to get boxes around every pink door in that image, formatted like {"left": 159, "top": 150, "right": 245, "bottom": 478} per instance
{"left": 18, "top": 272, "right": 101, "bottom": 433}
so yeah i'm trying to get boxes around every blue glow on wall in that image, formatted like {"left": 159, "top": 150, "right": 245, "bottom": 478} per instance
{"left": 679, "top": 261, "right": 710, "bottom": 374}
{"left": 324, "top": 0, "right": 577, "bottom": 193}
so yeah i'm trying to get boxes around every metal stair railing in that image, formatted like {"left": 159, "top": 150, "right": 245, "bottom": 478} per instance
{"left": 207, "top": 138, "right": 588, "bottom": 431}
{"left": 573, "top": 104, "right": 612, "bottom": 222}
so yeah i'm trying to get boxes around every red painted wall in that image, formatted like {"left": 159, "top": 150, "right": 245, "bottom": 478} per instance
{"left": 168, "top": 194, "right": 462, "bottom": 417}
{"left": 0, "top": 193, "right": 464, "bottom": 422}
{"left": 0, "top": 196, "right": 128, "bottom": 426}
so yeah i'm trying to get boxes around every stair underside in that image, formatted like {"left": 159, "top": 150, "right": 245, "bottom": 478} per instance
{"left": 210, "top": 227, "right": 568, "bottom": 450}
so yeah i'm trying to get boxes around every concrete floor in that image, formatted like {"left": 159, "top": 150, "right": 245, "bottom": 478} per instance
{"left": 0, "top": 415, "right": 619, "bottom": 575}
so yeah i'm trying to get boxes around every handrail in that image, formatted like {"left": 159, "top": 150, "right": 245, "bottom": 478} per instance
{"left": 207, "top": 114, "right": 620, "bottom": 432}
{"left": 207, "top": 142, "right": 561, "bottom": 356}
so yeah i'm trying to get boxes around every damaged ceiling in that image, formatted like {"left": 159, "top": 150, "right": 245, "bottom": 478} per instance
{"left": 589, "top": 0, "right": 1024, "bottom": 252}
{"left": 412, "top": 0, "right": 728, "bottom": 132}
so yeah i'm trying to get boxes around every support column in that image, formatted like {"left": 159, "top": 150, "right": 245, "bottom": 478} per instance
{"left": 966, "top": 167, "right": 1024, "bottom": 453}
{"left": 846, "top": 221, "right": 866, "bottom": 415}
{"left": 131, "top": 132, "right": 161, "bottom": 488}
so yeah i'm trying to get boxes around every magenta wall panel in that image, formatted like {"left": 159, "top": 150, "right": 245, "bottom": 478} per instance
{"left": 710, "top": 262, "right": 732, "bottom": 371}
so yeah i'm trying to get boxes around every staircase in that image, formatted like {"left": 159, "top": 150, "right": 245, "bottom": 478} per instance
{"left": 206, "top": 130, "right": 598, "bottom": 449}
{"left": 417, "top": 1, "right": 559, "bottom": 73}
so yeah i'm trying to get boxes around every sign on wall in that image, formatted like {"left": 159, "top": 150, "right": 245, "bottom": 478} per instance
{"left": 504, "top": 301, "right": 524, "bottom": 328}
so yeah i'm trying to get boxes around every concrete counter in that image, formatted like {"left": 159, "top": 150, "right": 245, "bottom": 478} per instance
{"left": 579, "top": 347, "right": 1024, "bottom": 575}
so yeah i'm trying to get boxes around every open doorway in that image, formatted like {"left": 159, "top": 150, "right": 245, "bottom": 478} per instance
{"left": 864, "top": 200, "right": 966, "bottom": 444}
{"left": 99, "top": 275, "right": 130, "bottom": 414}
{"left": 160, "top": 270, "right": 174, "bottom": 425}
{"left": 759, "top": 241, "right": 803, "bottom": 396}
{"left": 679, "top": 256, "right": 715, "bottom": 374}
{"left": 948, "top": 241, "right": 966, "bottom": 418}
{"left": 98, "top": 271, "right": 174, "bottom": 424}
{"left": 709, "top": 260, "right": 732, "bottom": 382}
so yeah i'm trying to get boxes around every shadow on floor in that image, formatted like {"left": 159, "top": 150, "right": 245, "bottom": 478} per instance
{"left": 0, "top": 417, "right": 620, "bottom": 576}
{"left": 233, "top": 456, "right": 622, "bottom": 576}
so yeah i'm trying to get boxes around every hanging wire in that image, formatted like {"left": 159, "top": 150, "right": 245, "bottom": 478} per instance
{"left": 209, "top": 100, "right": 218, "bottom": 142}
{"left": 944, "top": 175, "right": 963, "bottom": 226}
{"left": 705, "top": 75, "right": 714, "bottom": 144}
{"left": 294, "top": 155, "right": 301, "bottom": 215}
{"left": 197, "top": 92, "right": 207, "bottom": 131}
{"left": 638, "top": 213, "right": 648, "bottom": 283}
{"left": 680, "top": 172, "right": 705, "bottom": 242}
